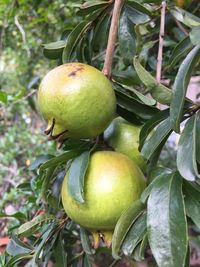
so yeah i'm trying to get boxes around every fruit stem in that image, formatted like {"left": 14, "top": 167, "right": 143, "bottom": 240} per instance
{"left": 102, "top": 0, "right": 123, "bottom": 79}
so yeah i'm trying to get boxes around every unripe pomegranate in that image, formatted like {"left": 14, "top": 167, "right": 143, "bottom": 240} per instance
{"left": 37, "top": 63, "right": 116, "bottom": 140}
{"left": 61, "top": 151, "right": 146, "bottom": 232}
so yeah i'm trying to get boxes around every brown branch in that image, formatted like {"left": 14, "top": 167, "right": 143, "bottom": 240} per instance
{"left": 174, "top": 18, "right": 189, "bottom": 36}
{"left": 156, "top": 1, "right": 166, "bottom": 83}
{"left": 102, "top": 0, "right": 123, "bottom": 79}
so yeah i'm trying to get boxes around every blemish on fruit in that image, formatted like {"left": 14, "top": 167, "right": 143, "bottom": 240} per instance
{"left": 68, "top": 66, "right": 84, "bottom": 77}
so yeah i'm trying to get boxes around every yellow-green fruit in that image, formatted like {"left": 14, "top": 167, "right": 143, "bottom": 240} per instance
{"left": 104, "top": 117, "right": 146, "bottom": 172}
{"left": 61, "top": 151, "right": 146, "bottom": 231}
{"left": 37, "top": 63, "right": 116, "bottom": 139}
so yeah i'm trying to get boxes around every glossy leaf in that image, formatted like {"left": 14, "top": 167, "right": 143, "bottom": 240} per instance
{"left": 67, "top": 151, "right": 90, "bottom": 203}
{"left": 122, "top": 212, "right": 147, "bottom": 257}
{"left": 29, "top": 154, "right": 54, "bottom": 171}
{"left": 190, "top": 26, "right": 200, "bottom": 45}
{"left": 54, "top": 233, "right": 67, "bottom": 267}
{"left": 147, "top": 172, "right": 188, "bottom": 267}
{"left": 126, "top": 3, "right": 150, "bottom": 25}
{"left": 170, "top": 7, "right": 200, "bottom": 28}
{"left": 6, "top": 235, "right": 33, "bottom": 256}
{"left": 0, "top": 211, "right": 26, "bottom": 220}
{"left": 0, "top": 91, "right": 7, "bottom": 104}
{"left": 42, "top": 40, "right": 66, "bottom": 59}
{"left": 77, "top": 1, "right": 109, "bottom": 16}
{"left": 112, "top": 200, "right": 144, "bottom": 259}
{"left": 133, "top": 233, "right": 148, "bottom": 262}
{"left": 133, "top": 57, "right": 172, "bottom": 105}
{"left": 39, "top": 150, "right": 83, "bottom": 173}
{"left": 168, "top": 37, "right": 192, "bottom": 69}
{"left": 4, "top": 254, "right": 33, "bottom": 267}
{"left": 196, "top": 111, "right": 200, "bottom": 163}
{"left": 170, "top": 45, "right": 200, "bottom": 132}
{"left": 16, "top": 213, "right": 56, "bottom": 237}
{"left": 139, "top": 109, "right": 169, "bottom": 150}
{"left": 116, "top": 105, "right": 144, "bottom": 125}
{"left": 126, "top": 0, "right": 151, "bottom": 16}
{"left": 184, "top": 181, "right": 200, "bottom": 229}
{"left": 118, "top": 8, "right": 136, "bottom": 65}
{"left": 62, "top": 21, "right": 90, "bottom": 63}
{"left": 177, "top": 115, "right": 200, "bottom": 181}
{"left": 141, "top": 117, "right": 172, "bottom": 160}
{"left": 80, "top": 227, "right": 95, "bottom": 255}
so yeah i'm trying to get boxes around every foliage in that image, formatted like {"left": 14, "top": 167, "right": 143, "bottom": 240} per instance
{"left": 1, "top": 0, "right": 200, "bottom": 266}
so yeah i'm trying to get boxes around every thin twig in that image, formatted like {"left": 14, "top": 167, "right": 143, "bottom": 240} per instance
{"left": 102, "top": 0, "right": 123, "bottom": 79}
{"left": 156, "top": 1, "right": 166, "bottom": 83}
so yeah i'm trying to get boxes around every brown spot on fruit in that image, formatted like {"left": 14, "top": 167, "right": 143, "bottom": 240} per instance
{"left": 68, "top": 66, "right": 84, "bottom": 77}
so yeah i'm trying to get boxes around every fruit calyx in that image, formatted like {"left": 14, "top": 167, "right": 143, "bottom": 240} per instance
{"left": 91, "top": 230, "right": 113, "bottom": 249}
{"left": 44, "top": 118, "right": 68, "bottom": 142}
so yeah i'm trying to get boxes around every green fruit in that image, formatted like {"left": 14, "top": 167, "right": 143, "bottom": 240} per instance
{"left": 37, "top": 63, "right": 116, "bottom": 140}
{"left": 61, "top": 151, "right": 146, "bottom": 231}
{"left": 104, "top": 117, "right": 146, "bottom": 172}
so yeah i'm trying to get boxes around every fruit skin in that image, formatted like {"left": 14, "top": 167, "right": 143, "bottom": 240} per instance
{"left": 37, "top": 63, "right": 116, "bottom": 139}
{"left": 61, "top": 151, "right": 146, "bottom": 231}
{"left": 104, "top": 117, "right": 146, "bottom": 172}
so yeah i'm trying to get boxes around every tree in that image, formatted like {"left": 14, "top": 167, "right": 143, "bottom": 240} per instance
{"left": 1, "top": 0, "right": 200, "bottom": 266}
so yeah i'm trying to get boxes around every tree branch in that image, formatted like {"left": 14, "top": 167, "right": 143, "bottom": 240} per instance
{"left": 156, "top": 1, "right": 166, "bottom": 83}
{"left": 102, "top": 0, "right": 123, "bottom": 79}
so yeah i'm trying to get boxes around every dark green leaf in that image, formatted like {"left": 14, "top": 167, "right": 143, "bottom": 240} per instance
{"left": 16, "top": 214, "right": 56, "bottom": 237}
{"left": 196, "top": 111, "right": 200, "bottom": 163}
{"left": 126, "top": 0, "right": 151, "bottom": 16}
{"left": 141, "top": 167, "right": 173, "bottom": 203}
{"left": 29, "top": 154, "right": 54, "bottom": 171}
{"left": 170, "top": 45, "right": 200, "bottom": 132}
{"left": 62, "top": 21, "right": 90, "bottom": 63}
{"left": 0, "top": 212, "right": 26, "bottom": 220}
{"left": 43, "top": 40, "right": 66, "bottom": 60}
{"left": 126, "top": 3, "right": 150, "bottom": 25}
{"left": 54, "top": 233, "right": 67, "bottom": 267}
{"left": 67, "top": 151, "right": 91, "bottom": 203}
{"left": 133, "top": 233, "right": 148, "bottom": 261}
{"left": 77, "top": 1, "right": 110, "bottom": 16}
{"left": 147, "top": 172, "right": 188, "bottom": 267}
{"left": 83, "top": 254, "right": 93, "bottom": 267}
{"left": 39, "top": 150, "right": 83, "bottom": 174}
{"left": 116, "top": 105, "right": 144, "bottom": 125}
{"left": 118, "top": 8, "right": 136, "bottom": 65}
{"left": 170, "top": 7, "right": 200, "bottom": 28}
{"left": 139, "top": 109, "right": 169, "bottom": 150}
{"left": 6, "top": 235, "right": 33, "bottom": 256}
{"left": 112, "top": 200, "right": 144, "bottom": 259}
{"left": 177, "top": 115, "right": 200, "bottom": 181}
{"left": 141, "top": 117, "right": 172, "bottom": 160}
{"left": 122, "top": 212, "right": 147, "bottom": 257}
{"left": 4, "top": 254, "right": 33, "bottom": 267}
{"left": 0, "top": 91, "right": 7, "bottom": 104}
{"left": 133, "top": 57, "right": 172, "bottom": 105}
{"left": 168, "top": 37, "right": 192, "bottom": 69}
{"left": 190, "top": 26, "right": 200, "bottom": 45}
{"left": 184, "top": 181, "right": 200, "bottom": 229}
{"left": 80, "top": 227, "right": 95, "bottom": 255}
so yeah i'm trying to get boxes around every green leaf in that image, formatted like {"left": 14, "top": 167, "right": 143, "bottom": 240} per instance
{"left": 147, "top": 172, "right": 188, "bottom": 267}
{"left": 29, "top": 154, "right": 54, "bottom": 171}
{"left": 190, "top": 26, "right": 200, "bottom": 45}
{"left": 62, "top": 21, "right": 90, "bottom": 63}
{"left": 112, "top": 200, "right": 144, "bottom": 259}
{"left": 77, "top": 1, "right": 110, "bottom": 16}
{"left": 170, "top": 45, "right": 200, "bottom": 132}
{"left": 116, "top": 105, "right": 144, "bottom": 125}
{"left": 133, "top": 233, "right": 148, "bottom": 261}
{"left": 177, "top": 115, "right": 200, "bottom": 181}
{"left": 196, "top": 111, "right": 200, "bottom": 163}
{"left": 126, "top": 3, "right": 150, "bottom": 25}
{"left": 133, "top": 57, "right": 172, "bottom": 105}
{"left": 54, "top": 233, "right": 67, "bottom": 267}
{"left": 168, "top": 37, "right": 192, "bottom": 69}
{"left": 80, "top": 227, "right": 95, "bottom": 255}
{"left": 141, "top": 117, "right": 172, "bottom": 160}
{"left": 0, "top": 91, "right": 7, "bottom": 104}
{"left": 4, "top": 254, "right": 33, "bottom": 267}
{"left": 118, "top": 8, "right": 136, "bottom": 65}
{"left": 6, "top": 235, "right": 33, "bottom": 256}
{"left": 170, "top": 7, "right": 200, "bottom": 28}
{"left": 39, "top": 150, "right": 83, "bottom": 174}
{"left": 184, "top": 181, "right": 200, "bottom": 230}
{"left": 42, "top": 40, "right": 66, "bottom": 60}
{"left": 0, "top": 212, "right": 26, "bottom": 220}
{"left": 16, "top": 214, "right": 56, "bottom": 237}
{"left": 139, "top": 109, "right": 169, "bottom": 150}
{"left": 141, "top": 167, "right": 173, "bottom": 203}
{"left": 83, "top": 254, "right": 93, "bottom": 267}
{"left": 122, "top": 212, "right": 147, "bottom": 257}
{"left": 126, "top": 0, "right": 151, "bottom": 16}
{"left": 67, "top": 151, "right": 91, "bottom": 203}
